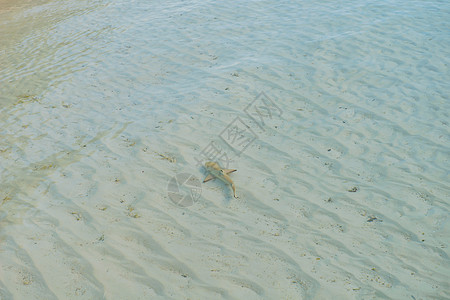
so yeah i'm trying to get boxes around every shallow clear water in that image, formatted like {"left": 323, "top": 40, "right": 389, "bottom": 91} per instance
{"left": 1, "top": 0, "right": 449, "bottom": 299}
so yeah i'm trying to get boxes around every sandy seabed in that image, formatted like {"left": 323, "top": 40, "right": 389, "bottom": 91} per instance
{"left": 0, "top": 0, "right": 449, "bottom": 299}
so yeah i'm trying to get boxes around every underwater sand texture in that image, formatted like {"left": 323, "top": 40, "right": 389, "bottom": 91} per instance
{"left": 1, "top": 0, "right": 449, "bottom": 299}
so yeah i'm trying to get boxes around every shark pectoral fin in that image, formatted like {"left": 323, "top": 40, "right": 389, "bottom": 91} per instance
{"left": 224, "top": 169, "right": 237, "bottom": 174}
{"left": 203, "top": 174, "right": 215, "bottom": 183}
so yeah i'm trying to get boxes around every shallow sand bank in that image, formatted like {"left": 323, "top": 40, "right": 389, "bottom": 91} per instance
{"left": 1, "top": 0, "right": 449, "bottom": 299}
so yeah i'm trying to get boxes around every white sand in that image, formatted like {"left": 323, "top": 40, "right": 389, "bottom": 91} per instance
{"left": 1, "top": 0, "right": 449, "bottom": 299}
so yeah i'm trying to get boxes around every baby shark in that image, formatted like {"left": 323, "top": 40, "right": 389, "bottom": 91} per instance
{"left": 203, "top": 161, "right": 237, "bottom": 198}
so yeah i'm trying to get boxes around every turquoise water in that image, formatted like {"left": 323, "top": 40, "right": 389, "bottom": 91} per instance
{"left": 1, "top": 0, "right": 449, "bottom": 299}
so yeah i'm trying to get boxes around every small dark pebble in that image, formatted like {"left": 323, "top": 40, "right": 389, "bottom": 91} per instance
{"left": 348, "top": 187, "right": 358, "bottom": 192}
{"left": 367, "top": 216, "right": 382, "bottom": 222}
